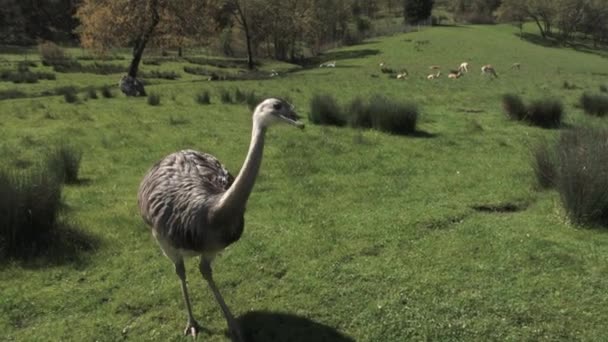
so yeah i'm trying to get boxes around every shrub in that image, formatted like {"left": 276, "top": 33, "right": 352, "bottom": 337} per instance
{"left": 532, "top": 140, "right": 557, "bottom": 189}
{"left": 502, "top": 93, "right": 527, "bottom": 121}
{"left": 196, "top": 90, "right": 211, "bottom": 104}
{"left": 526, "top": 99, "right": 563, "bottom": 128}
{"left": 47, "top": 144, "right": 83, "bottom": 184}
{"left": 140, "top": 70, "right": 180, "bottom": 80}
{"left": 86, "top": 87, "right": 98, "bottom": 100}
{"left": 580, "top": 93, "right": 608, "bottom": 117}
{"left": 39, "top": 41, "right": 68, "bottom": 65}
{"left": 0, "top": 167, "right": 63, "bottom": 258}
{"left": 56, "top": 86, "right": 78, "bottom": 103}
{"left": 563, "top": 81, "right": 577, "bottom": 90}
{"left": 246, "top": 92, "right": 261, "bottom": 110}
{"left": 347, "top": 97, "right": 372, "bottom": 128}
{"left": 600, "top": 84, "right": 607, "bottom": 93}
{"left": 0, "top": 89, "right": 26, "bottom": 100}
{"left": 308, "top": 94, "right": 346, "bottom": 126}
{"left": 101, "top": 86, "right": 114, "bottom": 98}
{"left": 555, "top": 127, "right": 608, "bottom": 226}
{"left": 367, "top": 95, "right": 418, "bottom": 135}
{"left": 219, "top": 88, "right": 233, "bottom": 103}
{"left": 235, "top": 88, "right": 247, "bottom": 103}
{"left": 147, "top": 93, "right": 161, "bottom": 106}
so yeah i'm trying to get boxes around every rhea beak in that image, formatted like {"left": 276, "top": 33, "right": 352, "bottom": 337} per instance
{"left": 279, "top": 108, "right": 305, "bottom": 129}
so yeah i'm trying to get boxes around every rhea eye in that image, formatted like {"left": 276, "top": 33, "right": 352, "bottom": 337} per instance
{"left": 273, "top": 103, "right": 282, "bottom": 110}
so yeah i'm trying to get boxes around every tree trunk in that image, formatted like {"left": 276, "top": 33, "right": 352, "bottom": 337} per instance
{"left": 244, "top": 29, "right": 254, "bottom": 70}
{"left": 120, "top": 0, "right": 160, "bottom": 97}
{"left": 532, "top": 16, "right": 546, "bottom": 38}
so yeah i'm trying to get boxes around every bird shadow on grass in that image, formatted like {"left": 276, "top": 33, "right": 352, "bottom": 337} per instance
{"left": 235, "top": 311, "right": 355, "bottom": 342}
{"left": 1, "top": 222, "right": 100, "bottom": 270}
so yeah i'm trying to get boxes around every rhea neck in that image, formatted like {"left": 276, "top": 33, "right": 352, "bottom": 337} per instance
{"left": 213, "top": 117, "right": 267, "bottom": 219}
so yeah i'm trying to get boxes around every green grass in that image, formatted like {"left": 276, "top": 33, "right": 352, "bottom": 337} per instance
{"left": 1, "top": 24, "right": 608, "bottom": 341}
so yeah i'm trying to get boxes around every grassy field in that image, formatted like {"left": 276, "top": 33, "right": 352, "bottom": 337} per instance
{"left": 1, "top": 24, "right": 608, "bottom": 341}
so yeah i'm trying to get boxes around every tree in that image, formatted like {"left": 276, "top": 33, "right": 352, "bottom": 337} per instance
{"left": 498, "top": 0, "right": 555, "bottom": 38}
{"left": 76, "top": 0, "right": 210, "bottom": 96}
{"left": 403, "top": 0, "right": 434, "bottom": 25}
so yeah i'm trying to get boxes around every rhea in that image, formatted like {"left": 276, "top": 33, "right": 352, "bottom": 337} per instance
{"left": 138, "top": 98, "right": 304, "bottom": 341}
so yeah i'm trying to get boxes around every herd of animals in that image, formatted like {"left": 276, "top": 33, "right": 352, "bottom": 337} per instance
{"left": 318, "top": 59, "right": 521, "bottom": 80}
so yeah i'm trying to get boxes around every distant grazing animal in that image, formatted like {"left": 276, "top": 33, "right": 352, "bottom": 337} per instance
{"left": 481, "top": 64, "right": 498, "bottom": 78}
{"left": 427, "top": 71, "right": 441, "bottom": 80}
{"left": 429, "top": 65, "right": 441, "bottom": 70}
{"left": 319, "top": 61, "right": 336, "bottom": 68}
{"left": 138, "top": 98, "right": 304, "bottom": 341}
{"left": 458, "top": 62, "right": 469, "bottom": 73}
{"left": 269, "top": 70, "right": 279, "bottom": 77}
{"left": 510, "top": 63, "right": 521, "bottom": 70}
{"left": 396, "top": 69, "right": 409, "bottom": 79}
{"left": 448, "top": 70, "right": 462, "bottom": 79}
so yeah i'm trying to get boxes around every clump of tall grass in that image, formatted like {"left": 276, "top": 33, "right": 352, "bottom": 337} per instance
{"left": 502, "top": 93, "right": 527, "bottom": 121}
{"left": 101, "top": 86, "right": 114, "bottom": 98}
{"left": 365, "top": 95, "right": 418, "bottom": 135}
{"left": 0, "top": 89, "right": 27, "bottom": 100}
{"left": 600, "top": 84, "right": 607, "bottom": 93}
{"left": 531, "top": 140, "right": 557, "bottom": 189}
{"left": 308, "top": 94, "right": 346, "bottom": 126}
{"left": 526, "top": 99, "right": 563, "bottom": 128}
{"left": 56, "top": 86, "right": 78, "bottom": 103}
{"left": 555, "top": 127, "right": 608, "bottom": 226}
{"left": 502, "top": 94, "right": 563, "bottom": 128}
{"left": 47, "top": 144, "right": 83, "bottom": 184}
{"left": 580, "top": 93, "right": 608, "bottom": 117}
{"left": 219, "top": 88, "right": 233, "bottom": 104}
{"left": 196, "top": 90, "right": 211, "bottom": 104}
{"left": 0, "top": 166, "right": 63, "bottom": 259}
{"left": 147, "top": 93, "right": 161, "bottom": 106}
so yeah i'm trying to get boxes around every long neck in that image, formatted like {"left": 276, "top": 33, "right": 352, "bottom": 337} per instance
{"left": 214, "top": 121, "right": 266, "bottom": 218}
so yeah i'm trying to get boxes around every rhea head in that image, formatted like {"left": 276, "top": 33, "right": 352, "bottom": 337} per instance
{"left": 253, "top": 98, "right": 304, "bottom": 129}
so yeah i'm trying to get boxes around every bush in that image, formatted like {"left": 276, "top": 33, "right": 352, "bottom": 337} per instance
{"left": 86, "top": 87, "right": 98, "bottom": 100}
{"left": 39, "top": 41, "right": 68, "bottom": 65}
{"left": 235, "top": 88, "right": 247, "bottom": 103}
{"left": 555, "top": 127, "right": 608, "bottom": 226}
{"left": 580, "top": 93, "right": 608, "bottom": 117}
{"left": 308, "top": 94, "right": 346, "bottom": 126}
{"left": 147, "top": 93, "right": 161, "bottom": 106}
{"left": 196, "top": 90, "right": 211, "bottom": 104}
{"left": 56, "top": 86, "right": 78, "bottom": 103}
{"left": 0, "top": 167, "right": 63, "bottom": 258}
{"left": 600, "top": 84, "right": 607, "bottom": 93}
{"left": 502, "top": 93, "right": 527, "bottom": 121}
{"left": 0, "top": 89, "right": 27, "bottom": 100}
{"left": 526, "top": 99, "right": 563, "bottom": 128}
{"left": 246, "top": 92, "right": 261, "bottom": 110}
{"left": 347, "top": 97, "right": 372, "bottom": 128}
{"left": 532, "top": 140, "right": 557, "bottom": 189}
{"left": 47, "top": 144, "right": 83, "bottom": 184}
{"left": 140, "top": 70, "right": 180, "bottom": 80}
{"left": 366, "top": 95, "right": 418, "bottom": 135}
{"left": 219, "top": 88, "right": 233, "bottom": 103}
{"left": 101, "top": 86, "right": 114, "bottom": 98}
{"left": 563, "top": 81, "right": 577, "bottom": 90}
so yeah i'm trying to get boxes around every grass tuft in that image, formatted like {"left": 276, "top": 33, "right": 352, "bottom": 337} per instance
{"left": 532, "top": 140, "right": 557, "bottom": 189}
{"left": 366, "top": 95, "right": 418, "bottom": 135}
{"left": 47, "top": 144, "right": 83, "bottom": 184}
{"left": 556, "top": 127, "right": 608, "bottom": 226}
{"left": 147, "top": 93, "right": 161, "bottom": 106}
{"left": 309, "top": 94, "right": 346, "bottom": 126}
{"left": 502, "top": 93, "right": 527, "bottom": 121}
{"left": 600, "top": 84, "right": 607, "bottom": 93}
{"left": 101, "top": 86, "right": 114, "bottom": 98}
{"left": 86, "top": 87, "right": 98, "bottom": 100}
{"left": 0, "top": 166, "right": 63, "bottom": 259}
{"left": 219, "top": 88, "right": 233, "bottom": 104}
{"left": 526, "top": 98, "right": 563, "bottom": 128}
{"left": 195, "top": 90, "right": 211, "bottom": 105}
{"left": 580, "top": 93, "right": 608, "bottom": 117}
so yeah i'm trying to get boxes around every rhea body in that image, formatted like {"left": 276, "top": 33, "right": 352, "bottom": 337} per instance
{"left": 138, "top": 98, "right": 303, "bottom": 340}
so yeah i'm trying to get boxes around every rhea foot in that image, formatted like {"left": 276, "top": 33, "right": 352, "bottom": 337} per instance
{"left": 184, "top": 320, "right": 202, "bottom": 339}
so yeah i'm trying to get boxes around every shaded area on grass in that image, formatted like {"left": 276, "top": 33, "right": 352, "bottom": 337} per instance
{"left": 3, "top": 221, "right": 100, "bottom": 269}
{"left": 298, "top": 49, "right": 380, "bottom": 68}
{"left": 519, "top": 33, "right": 608, "bottom": 58}
{"left": 237, "top": 311, "right": 354, "bottom": 342}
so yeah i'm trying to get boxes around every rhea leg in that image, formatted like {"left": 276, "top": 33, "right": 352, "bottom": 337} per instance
{"left": 175, "top": 260, "right": 201, "bottom": 338}
{"left": 199, "top": 258, "right": 243, "bottom": 342}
